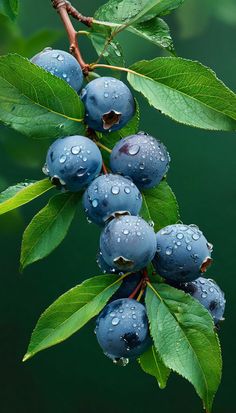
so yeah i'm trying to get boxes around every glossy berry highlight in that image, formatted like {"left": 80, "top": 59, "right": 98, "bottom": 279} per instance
{"left": 110, "top": 132, "right": 170, "bottom": 189}
{"left": 153, "top": 224, "right": 213, "bottom": 282}
{"left": 100, "top": 215, "right": 156, "bottom": 272}
{"left": 31, "top": 48, "right": 83, "bottom": 92}
{"left": 95, "top": 298, "right": 151, "bottom": 362}
{"left": 44, "top": 135, "right": 102, "bottom": 192}
{"left": 83, "top": 174, "right": 142, "bottom": 226}
{"left": 81, "top": 77, "right": 135, "bottom": 132}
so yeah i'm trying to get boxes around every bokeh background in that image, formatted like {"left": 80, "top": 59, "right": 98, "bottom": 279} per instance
{"left": 0, "top": 0, "right": 235, "bottom": 412}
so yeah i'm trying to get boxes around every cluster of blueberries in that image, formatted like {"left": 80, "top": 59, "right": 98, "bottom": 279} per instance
{"left": 32, "top": 48, "right": 226, "bottom": 365}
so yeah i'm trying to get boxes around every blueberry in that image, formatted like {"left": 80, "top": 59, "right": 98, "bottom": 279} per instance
{"left": 180, "top": 277, "right": 226, "bottom": 324}
{"left": 97, "top": 250, "right": 117, "bottom": 274}
{"left": 31, "top": 48, "right": 83, "bottom": 92}
{"left": 44, "top": 135, "right": 102, "bottom": 192}
{"left": 83, "top": 174, "right": 142, "bottom": 226}
{"left": 95, "top": 298, "right": 151, "bottom": 362}
{"left": 110, "top": 132, "right": 170, "bottom": 189}
{"left": 100, "top": 216, "right": 156, "bottom": 272}
{"left": 81, "top": 77, "right": 135, "bottom": 132}
{"left": 153, "top": 224, "right": 213, "bottom": 282}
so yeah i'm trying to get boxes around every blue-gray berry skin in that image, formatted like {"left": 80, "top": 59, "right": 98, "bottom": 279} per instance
{"left": 181, "top": 277, "right": 226, "bottom": 324}
{"left": 100, "top": 216, "right": 156, "bottom": 272}
{"left": 44, "top": 135, "right": 102, "bottom": 192}
{"left": 153, "top": 224, "right": 213, "bottom": 282}
{"left": 81, "top": 77, "right": 135, "bottom": 132}
{"left": 95, "top": 298, "right": 151, "bottom": 361}
{"left": 31, "top": 48, "right": 83, "bottom": 92}
{"left": 83, "top": 174, "right": 142, "bottom": 226}
{"left": 110, "top": 132, "right": 170, "bottom": 189}
{"left": 97, "top": 250, "right": 118, "bottom": 274}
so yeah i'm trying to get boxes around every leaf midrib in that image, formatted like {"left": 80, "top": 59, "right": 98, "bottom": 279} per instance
{"left": 27, "top": 277, "right": 121, "bottom": 356}
{"left": 128, "top": 67, "right": 236, "bottom": 122}
{"left": 149, "top": 285, "right": 210, "bottom": 406}
{"left": 0, "top": 73, "right": 83, "bottom": 123}
{"left": 21, "top": 194, "right": 77, "bottom": 267}
{"left": 0, "top": 180, "right": 53, "bottom": 214}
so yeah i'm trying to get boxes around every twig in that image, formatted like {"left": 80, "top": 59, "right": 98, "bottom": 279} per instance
{"left": 51, "top": 0, "right": 91, "bottom": 73}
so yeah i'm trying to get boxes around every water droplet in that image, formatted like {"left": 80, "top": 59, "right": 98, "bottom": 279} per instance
{"left": 128, "top": 163, "right": 132, "bottom": 168}
{"left": 92, "top": 199, "right": 98, "bottom": 208}
{"left": 137, "top": 231, "right": 141, "bottom": 236}
{"left": 199, "top": 279, "right": 205, "bottom": 285}
{"left": 112, "top": 317, "right": 120, "bottom": 326}
{"left": 83, "top": 156, "right": 87, "bottom": 162}
{"left": 201, "top": 292, "right": 207, "bottom": 298}
{"left": 128, "top": 144, "right": 140, "bottom": 155}
{"left": 166, "top": 247, "right": 173, "bottom": 256}
{"left": 111, "top": 186, "right": 120, "bottom": 195}
{"left": 71, "top": 146, "right": 80, "bottom": 155}
{"left": 124, "top": 187, "right": 131, "bottom": 194}
{"left": 192, "top": 233, "right": 200, "bottom": 241}
{"left": 104, "top": 92, "right": 109, "bottom": 98}
{"left": 123, "top": 229, "right": 129, "bottom": 235}
{"left": 42, "top": 164, "right": 49, "bottom": 175}
{"left": 139, "top": 163, "right": 145, "bottom": 170}
{"left": 132, "top": 314, "right": 137, "bottom": 319}
{"left": 117, "top": 237, "right": 121, "bottom": 243}
{"left": 59, "top": 155, "right": 67, "bottom": 164}
{"left": 110, "top": 312, "right": 116, "bottom": 317}
{"left": 177, "top": 233, "right": 184, "bottom": 240}
{"left": 186, "top": 245, "right": 192, "bottom": 251}
{"left": 209, "top": 287, "right": 214, "bottom": 293}
{"left": 63, "top": 73, "right": 67, "bottom": 78}
{"left": 77, "top": 167, "right": 87, "bottom": 177}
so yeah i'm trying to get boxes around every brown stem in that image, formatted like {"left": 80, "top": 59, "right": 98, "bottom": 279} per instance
{"left": 102, "top": 161, "right": 108, "bottom": 175}
{"left": 129, "top": 279, "right": 144, "bottom": 300}
{"left": 51, "top": 0, "right": 90, "bottom": 73}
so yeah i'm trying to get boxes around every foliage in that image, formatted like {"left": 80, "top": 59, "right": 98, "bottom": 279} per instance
{"left": 0, "top": 0, "right": 231, "bottom": 410}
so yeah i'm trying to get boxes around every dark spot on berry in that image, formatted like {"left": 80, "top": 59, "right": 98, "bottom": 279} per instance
{"left": 50, "top": 151, "right": 54, "bottom": 162}
{"left": 209, "top": 300, "right": 217, "bottom": 311}
{"left": 119, "top": 143, "right": 130, "bottom": 154}
{"left": 122, "top": 332, "right": 140, "bottom": 349}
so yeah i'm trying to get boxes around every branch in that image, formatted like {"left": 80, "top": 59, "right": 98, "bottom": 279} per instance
{"left": 51, "top": 0, "right": 92, "bottom": 73}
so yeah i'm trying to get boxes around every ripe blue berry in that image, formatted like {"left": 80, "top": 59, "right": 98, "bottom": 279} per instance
{"left": 81, "top": 77, "right": 135, "bottom": 132}
{"left": 44, "top": 135, "right": 102, "bottom": 192}
{"left": 100, "top": 216, "right": 156, "bottom": 272}
{"left": 110, "top": 132, "right": 170, "bottom": 189}
{"left": 153, "top": 224, "right": 213, "bottom": 282}
{"left": 31, "top": 48, "right": 83, "bottom": 92}
{"left": 95, "top": 298, "right": 151, "bottom": 362}
{"left": 181, "top": 277, "right": 226, "bottom": 324}
{"left": 83, "top": 174, "right": 142, "bottom": 226}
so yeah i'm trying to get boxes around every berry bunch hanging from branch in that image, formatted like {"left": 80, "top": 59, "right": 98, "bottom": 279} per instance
{"left": 0, "top": 0, "right": 234, "bottom": 411}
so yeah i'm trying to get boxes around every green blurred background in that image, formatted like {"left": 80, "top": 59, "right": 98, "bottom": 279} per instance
{"left": 0, "top": 0, "right": 235, "bottom": 412}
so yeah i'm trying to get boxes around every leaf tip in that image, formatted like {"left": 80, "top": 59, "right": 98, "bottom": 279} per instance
{"left": 22, "top": 353, "right": 31, "bottom": 362}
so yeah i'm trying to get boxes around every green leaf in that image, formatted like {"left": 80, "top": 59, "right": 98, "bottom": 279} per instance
{"left": 23, "top": 274, "right": 122, "bottom": 361}
{"left": 95, "top": 0, "right": 184, "bottom": 27}
{"left": 0, "top": 179, "right": 53, "bottom": 215}
{"left": 141, "top": 180, "right": 180, "bottom": 232}
{"left": 146, "top": 283, "right": 222, "bottom": 411}
{"left": 20, "top": 192, "right": 80, "bottom": 270}
{"left": 90, "top": 23, "right": 125, "bottom": 69}
{"left": 129, "top": 18, "right": 175, "bottom": 54}
{"left": 0, "top": 0, "right": 18, "bottom": 20}
{"left": 139, "top": 345, "right": 170, "bottom": 389}
{"left": 128, "top": 57, "right": 236, "bottom": 131}
{"left": 0, "top": 54, "right": 85, "bottom": 139}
